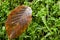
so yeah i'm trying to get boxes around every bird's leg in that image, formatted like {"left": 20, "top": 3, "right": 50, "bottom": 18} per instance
{"left": 8, "top": 38, "right": 15, "bottom": 40}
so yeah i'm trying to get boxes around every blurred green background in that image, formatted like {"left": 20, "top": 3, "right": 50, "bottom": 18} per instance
{"left": 0, "top": 0, "right": 60, "bottom": 40}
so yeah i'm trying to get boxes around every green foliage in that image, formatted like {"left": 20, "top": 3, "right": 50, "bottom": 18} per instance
{"left": 0, "top": 0, "right": 60, "bottom": 40}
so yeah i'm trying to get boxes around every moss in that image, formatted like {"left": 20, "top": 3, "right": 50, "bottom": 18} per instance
{"left": 0, "top": 0, "right": 60, "bottom": 40}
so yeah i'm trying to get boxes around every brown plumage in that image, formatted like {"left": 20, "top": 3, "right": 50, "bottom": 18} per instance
{"left": 5, "top": 5, "right": 32, "bottom": 39}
